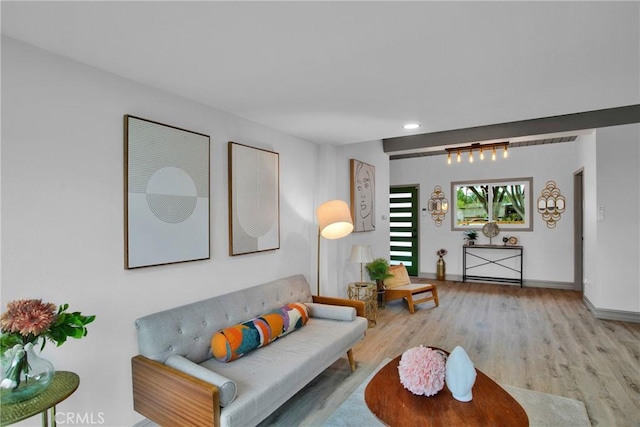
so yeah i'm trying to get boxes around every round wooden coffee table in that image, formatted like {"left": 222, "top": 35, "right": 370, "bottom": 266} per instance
{"left": 365, "top": 351, "right": 528, "bottom": 426}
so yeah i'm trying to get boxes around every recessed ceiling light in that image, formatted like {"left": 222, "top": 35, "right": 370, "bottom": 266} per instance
{"left": 403, "top": 123, "right": 421, "bottom": 130}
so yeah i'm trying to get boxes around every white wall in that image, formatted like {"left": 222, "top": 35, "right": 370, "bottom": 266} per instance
{"left": 1, "top": 36, "right": 323, "bottom": 426}
{"left": 592, "top": 124, "right": 640, "bottom": 312}
{"left": 390, "top": 141, "right": 578, "bottom": 287}
{"left": 577, "top": 132, "right": 598, "bottom": 300}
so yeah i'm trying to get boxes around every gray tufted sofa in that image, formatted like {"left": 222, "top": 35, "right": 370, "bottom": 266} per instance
{"left": 132, "top": 274, "right": 368, "bottom": 427}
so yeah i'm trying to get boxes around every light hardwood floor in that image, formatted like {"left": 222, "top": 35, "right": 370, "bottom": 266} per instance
{"left": 260, "top": 280, "right": 640, "bottom": 427}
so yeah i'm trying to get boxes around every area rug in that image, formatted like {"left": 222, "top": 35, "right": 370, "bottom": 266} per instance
{"left": 322, "top": 359, "right": 590, "bottom": 427}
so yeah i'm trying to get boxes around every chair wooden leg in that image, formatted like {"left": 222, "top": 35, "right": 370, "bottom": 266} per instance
{"left": 432, "top": 287, "right": 440, "bottom": 307}
{"left": 406, "top": 296, "right": 415, "bottom": 314}
{"left": 347, "top": 349, "right": 356, "bottom": 371}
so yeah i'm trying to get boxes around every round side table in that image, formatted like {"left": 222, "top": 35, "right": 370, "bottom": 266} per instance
{"left": 1, "top": 371, "right": 79, "bottom": 427}
{"left": 348, "top": 282, "right": 378, "bottom": 327}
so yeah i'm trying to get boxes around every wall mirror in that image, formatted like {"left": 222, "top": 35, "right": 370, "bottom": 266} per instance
{"left": 537, "top": 180, "right": 565, "bottom": 229}
{"left": 427, "top": 185, "right": 448, "bottom": 227}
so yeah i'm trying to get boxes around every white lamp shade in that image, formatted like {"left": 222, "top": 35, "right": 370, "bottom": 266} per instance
{"left": 350, "top": 245, "right": 373, "bottom": 263}
{"left": 317, "top": 200, "right": 354, "bottom": 239}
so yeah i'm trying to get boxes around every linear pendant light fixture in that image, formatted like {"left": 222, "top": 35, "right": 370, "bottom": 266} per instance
{"left": 445, "top": 141, "right": 509, "bottom": 165}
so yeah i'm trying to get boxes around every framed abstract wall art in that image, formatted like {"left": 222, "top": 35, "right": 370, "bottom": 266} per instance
{"left": 124, "top": 115, "right": 210, "bottom": 269}
{"left": 350, "top": 159, "right": 375, "bottom": 232}
{"left": 228, "top": 142, "right": 280, "bottom": 256}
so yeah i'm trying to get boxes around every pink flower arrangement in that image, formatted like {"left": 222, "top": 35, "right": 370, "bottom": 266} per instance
{"left": 1, "top": 299, "right": 95, "bottom": 352}
{"left": 398, "top": 345, "right": 446, "bottom": 396}
{"left": 0, "top": 299, "right": 57, "bottom": 338}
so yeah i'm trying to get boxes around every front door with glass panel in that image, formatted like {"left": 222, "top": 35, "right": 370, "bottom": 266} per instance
{"left": 389, "top": 186, "right": 419, "bottom": 276}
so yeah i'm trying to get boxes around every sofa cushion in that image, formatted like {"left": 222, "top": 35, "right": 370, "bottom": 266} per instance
{"left": 202, "top": 315, "right": 368, "bottom": 427}
{"left": 211, "top": 303, "right": 309, "bottom": 362}
{"left": 384, "top": 263, "right": 411, "bottom": 288}
{"left": 305, "top": 303, "right": 356, "bottom": 321}
{"left": 165, "top": 354, "right": 237, "bottom": 407}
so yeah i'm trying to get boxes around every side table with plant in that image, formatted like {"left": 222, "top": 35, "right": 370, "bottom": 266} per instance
{"left": 0, "top": 299, "right": 95, "bottom": 403}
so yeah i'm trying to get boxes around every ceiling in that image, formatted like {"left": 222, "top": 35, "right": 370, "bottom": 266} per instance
{"left": 2, "top": 1, "right": 639, "bottom": 148}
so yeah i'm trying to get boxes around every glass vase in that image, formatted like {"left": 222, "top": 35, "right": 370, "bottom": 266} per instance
{"left": 1, "top": 342, "right": 55, "bottom": 403}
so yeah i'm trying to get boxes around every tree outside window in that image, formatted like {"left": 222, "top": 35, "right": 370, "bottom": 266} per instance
{"left": 451, "top": 178, "right": 533, "bottom": 231}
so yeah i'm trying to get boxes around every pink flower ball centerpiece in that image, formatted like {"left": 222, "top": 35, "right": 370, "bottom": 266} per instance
{"left": 398, "top": 345, "right": 446, "bottom": 396}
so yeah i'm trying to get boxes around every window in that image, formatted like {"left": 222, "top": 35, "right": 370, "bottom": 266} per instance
{"left": 451, "top": 177, "right": 533, "bottom": 231}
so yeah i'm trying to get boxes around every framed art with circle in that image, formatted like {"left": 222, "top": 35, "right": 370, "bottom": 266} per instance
{"left": 228, "top": 141, "right": 280, "bottom": 256}
{"left": 124, "top": 115, "right": 210, "bottom": 269}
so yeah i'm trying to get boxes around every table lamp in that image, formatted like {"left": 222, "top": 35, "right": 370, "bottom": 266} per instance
{"left": 350, "top": 245, "right": 373, "bottom": 282}
{"left": 317, "top": 200, "right": 354, "bottom": 295}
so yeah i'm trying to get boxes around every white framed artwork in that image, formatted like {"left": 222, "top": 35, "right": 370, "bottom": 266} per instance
{"left": 228, "top": 142, "right": 280, "bottom": 256}
{"left": 124, "top": 115, "right": 210, "bottom": 269}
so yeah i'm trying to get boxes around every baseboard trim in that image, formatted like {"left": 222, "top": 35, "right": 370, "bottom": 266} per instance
{"left": 418, "top": 274, "right": 575, "bottom": 290}
{"left": 584, "top": 296, "right": 640, "bottom": 323}
{"left": 419, "top": 273, "right": 463, "bottom": 281}
{"left": 522, "top": 280, "right": 576, "bottom": 290}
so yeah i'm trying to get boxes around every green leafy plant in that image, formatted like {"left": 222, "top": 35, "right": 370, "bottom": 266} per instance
{"left": 366, "top": 258, "right": 394, "bottom": 282}
{"left": 463, "top": 230, "right": 478, "bottom": 241}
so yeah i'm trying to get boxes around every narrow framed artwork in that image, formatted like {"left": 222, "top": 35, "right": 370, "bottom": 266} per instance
{"left": 350, "top": 159, "right": 375, "bottom": 232}
{"left": 124, "top": 115, "right": 210, "bottom": 269}
{"left": 228, "top": 142, "right": 280, "bottom": 256}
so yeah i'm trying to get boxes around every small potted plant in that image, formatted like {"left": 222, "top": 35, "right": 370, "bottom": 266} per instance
{"left": 366, "top": 258, "right": 393, "bottom": 290}
{"left": 463, "top": 230, "right": 478, "bottom": 245}
{"left": 366, "top": 258, "right": 394, "bottom": 306}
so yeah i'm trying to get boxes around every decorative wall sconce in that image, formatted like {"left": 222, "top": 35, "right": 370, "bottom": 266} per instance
{"left": 537, "top": 181, "right": 565, "bottom": 229}
{"left": 445, "top": 142, "right": 509, "bottom": 165}
{"left": 427, "top": 185, "right": 449, "bottom": 226}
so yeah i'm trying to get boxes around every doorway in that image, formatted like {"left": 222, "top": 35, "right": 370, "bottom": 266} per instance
{"left": 574, "top": 169, "right": 584, "bottom": 291}
{"left": 389, "top": 186, "right": 419, "bottom": 276}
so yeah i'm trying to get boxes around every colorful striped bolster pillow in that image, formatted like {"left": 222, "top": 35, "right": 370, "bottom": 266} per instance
{"left": 211, "top": 302, "right": 309, "bottom": 362}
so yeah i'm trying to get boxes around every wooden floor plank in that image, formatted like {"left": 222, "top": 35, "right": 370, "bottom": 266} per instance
{"left": 259, "top": 280, "right": 640, "bottom": 427}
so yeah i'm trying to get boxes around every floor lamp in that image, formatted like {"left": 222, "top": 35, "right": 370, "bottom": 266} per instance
{"left": 316, "top": 200, "right": 354, "bottom": 295}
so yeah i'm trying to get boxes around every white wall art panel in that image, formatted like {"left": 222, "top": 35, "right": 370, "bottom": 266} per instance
{"left": 229, "top": 142, "right": 280, "bottom": 255}
{"left": 125, "top": 115, "right": 210, "bottom": 268}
